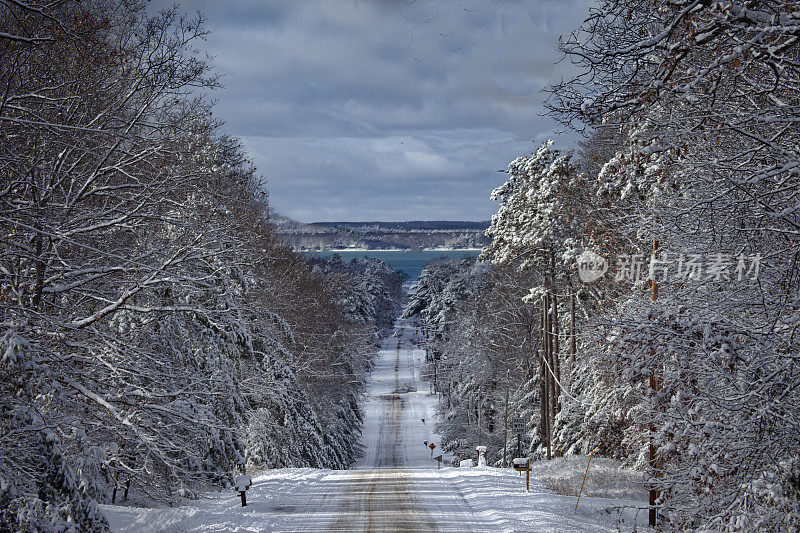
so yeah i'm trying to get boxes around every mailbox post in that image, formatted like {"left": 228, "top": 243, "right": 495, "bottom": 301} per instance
{"left": 512, "top": 458, "right": 531, "bottom": 492}
{"left": 234, "top": 474, "right": 252, "bottom": 507}
{"left": 476, "top": 446, "right": 487, "bottom": 467}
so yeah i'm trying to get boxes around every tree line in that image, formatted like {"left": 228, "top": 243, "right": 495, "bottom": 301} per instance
{"left": 406, "top": 0, "right": 800, "bottom": 529}
{"left": 0, "top": 2, "right": 402, "bottom": 531}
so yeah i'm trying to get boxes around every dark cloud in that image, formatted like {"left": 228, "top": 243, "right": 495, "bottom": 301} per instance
{"left": 159, "top": 0, "right": 588, "bottom": 221}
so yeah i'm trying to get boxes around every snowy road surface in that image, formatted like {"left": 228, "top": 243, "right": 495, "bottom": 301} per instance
{"left": 104, "top": 320, "right": 649, "bottom": 532}
{"left": 264, "top": 323, "right": 500, "bottom": 531}
{"left": 297, "top": 324, "right": 498, "bottom": 531}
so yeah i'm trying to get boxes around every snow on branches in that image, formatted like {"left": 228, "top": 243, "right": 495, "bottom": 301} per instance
{"left": 0, "top": 2, "right": 385, "bottom": 530}
{"left": 539, "top": 0, "right": 800, "bottom": 527}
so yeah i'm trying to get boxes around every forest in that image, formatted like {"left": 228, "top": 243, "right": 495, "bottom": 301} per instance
{"left": 403, "top": 0, "right": 800, "bottom": 530}
{"left": 3, "top": 0, "right": 800, "bottom": 531}
{"left": 0, "top": 2, "right": 402, "bottom": 531}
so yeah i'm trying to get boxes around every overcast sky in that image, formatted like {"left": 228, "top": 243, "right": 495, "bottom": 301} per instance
{"left": 161, "top": 0, "right": 589, "bottom": 222}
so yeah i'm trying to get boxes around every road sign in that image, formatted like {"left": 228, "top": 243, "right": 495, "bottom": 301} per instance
{"left": 511, "top": 417, "right": 525, "bottom": 434}
{"left": 429, "top": 443, "right": 436, "bottom": 450}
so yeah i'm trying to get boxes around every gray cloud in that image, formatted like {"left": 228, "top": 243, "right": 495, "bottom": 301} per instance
{"left": 161, "top": 0, "right": 588, "bottom": 221}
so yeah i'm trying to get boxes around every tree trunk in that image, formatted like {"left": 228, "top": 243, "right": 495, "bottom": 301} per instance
{"left": 448, "top": 380, "right": 451, "bottom": 409}
{"left": 31, "top": 233, "right": 45, "bottom": 309}
{"left": 477, "top": 392, "right": 482, "bottom": 447}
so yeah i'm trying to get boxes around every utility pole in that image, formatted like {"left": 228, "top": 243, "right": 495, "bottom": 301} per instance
{"left": 546, "top": 290, "right": 554, "bottom": 460}
{"left": 503, "top": 369, "right": 509, "bottom": 468}
{"left": 550, "top": 250, "right": 561, "bottom": 400}
{"left": 540, "top": 293, "right": 551, "bottom": 459}
{"left": 548, "top": 250, "right": 561, "bottom": 458}
{"left": 550, "top": 284, "right": 561, "bottom": 441}
{"left": 570, "top": 287, "right": 576, "bottom": 367}
{"left": 649, "top": 238, "right": 660, "bottom": 528}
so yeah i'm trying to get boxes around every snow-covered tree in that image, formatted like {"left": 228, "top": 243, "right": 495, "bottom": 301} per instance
{"left": 542, "top": 0, "right": 800, "bottom": 527}
{"left": 481, "top": 141, "right": 583, "bottom": 459}
{"left": 0, "top": 2, "right": 385, "bottom": 529}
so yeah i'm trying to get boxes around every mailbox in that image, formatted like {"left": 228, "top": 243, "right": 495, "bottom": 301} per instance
{"left": 234, "top": 474, "right": 252, "bottom": 507}
{"left": 512, "top": 458, "right": 530, "bottom": 472}
{"left": 513, "top": 458, "right": 532, "bottom": 492}
{"left": 476, "top": 446, "right": 487, "bottom": 467}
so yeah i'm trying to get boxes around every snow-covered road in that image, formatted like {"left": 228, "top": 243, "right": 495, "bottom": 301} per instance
{"left": 356, "top": 325, "right": 440, "bottom": 470}
{"left": 303, "top": 322, "right": 497, "bottom": 531}
{"left": 254, "top": 321, "right": 497, "bottom": 531}
{"left": 104, "top": 320, "right": 649, "bottom": 532}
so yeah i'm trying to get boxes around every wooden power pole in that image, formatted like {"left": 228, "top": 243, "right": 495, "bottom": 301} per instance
{"left": 649, "top": 238, "right": 660, "bottom": 528}
{"left": 539, "top": 294, "right": 551, "bottom": 459}
{"left": 503, "top": 369, "right": 509, "bottom": 468}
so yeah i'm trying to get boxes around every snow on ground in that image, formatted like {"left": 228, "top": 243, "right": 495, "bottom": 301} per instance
{"left": 103, "top": 319, "right": 652, "bottom": 532}
{"left": 433, "top": 467, "right": 649, "bottom": 532}
{"left": 102, "top": 469, "right": 328, "bottom": 533}
{"left": 355, "top": 320, "right": 441, "bottom": 469}
{"left": 530, "top": 455, "right": 647, "bottom": 502}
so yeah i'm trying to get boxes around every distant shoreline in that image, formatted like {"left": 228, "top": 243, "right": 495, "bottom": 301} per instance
{"left": 300, "top": 248, "right": 483, "bottom": 253}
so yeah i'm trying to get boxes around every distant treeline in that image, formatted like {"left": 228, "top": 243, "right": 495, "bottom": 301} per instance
{"left": 274, "top": 217, "right": 491, "bottom": 251}
{"left": 309, "top": 221, "right": 491, "bottom": 232}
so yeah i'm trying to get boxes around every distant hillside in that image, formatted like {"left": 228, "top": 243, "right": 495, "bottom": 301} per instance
{"left": 273, "top": 215, "right": 490, "bottom": 251}
{"left": 311, "top": 221, "right": 490, "bottom": 232}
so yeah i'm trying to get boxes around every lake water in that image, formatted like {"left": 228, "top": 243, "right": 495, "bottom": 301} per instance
{"left": 304, "top": 249, "right": 482, "bottom": 282}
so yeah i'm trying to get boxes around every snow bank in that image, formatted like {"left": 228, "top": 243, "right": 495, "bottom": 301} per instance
{"left": 530, "top": 456, "right": 647, "bottom": 502}
{"left": 433, "top": 466, "right": 651, "bottom": 532}
{"left": 101, "top": 469, "right": 328, "bottom": 533}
